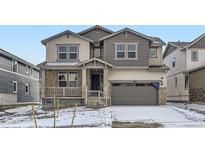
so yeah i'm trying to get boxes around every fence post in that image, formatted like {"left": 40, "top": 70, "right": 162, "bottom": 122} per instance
{"left": 71, "top": 103, "right": 78, "bottom": 128}
{"left": 53, "top": 92, "right": 56, "bottom": 128}
{"left": 32, "top": 103, "right": 38, "bottom": 128}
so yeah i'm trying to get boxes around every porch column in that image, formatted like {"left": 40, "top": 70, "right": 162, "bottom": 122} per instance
{"left": 82, "top": 68, "right": 87, "bottom": 104}
{"left": 103, "top": 68, "right": 109, "bottom": 102}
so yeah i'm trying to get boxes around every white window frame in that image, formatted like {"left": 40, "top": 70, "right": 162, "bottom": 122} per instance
{"left": 57, "top": 45, "right": 67, "bottom": 60}
{"left": 172, "top": 57, "right": 176, "bottom": 68}
{"left": 94, "top": 48, "right": 101, "bottom": 58}
{"left": 68, "top": 72, "right": 78, "bottom": 87}
{"left": 115, "top": 43, "right": 126, "bottom": 59}
{"left": 12, "top": 60, "right": 18, "bottom": 72}
{"left": 191, "top": 50, "right": 199, "bottom": 62}
{"left": 25, "top": 83, "right": 30, "bottom": 94}
{"left": 30, "top": 67, "right": 33, "bottom": 76}
{"left": 26, "top": 66, "right": 29, "bottom": 74}
{"left": 149, "top": 48, "right": 157, "bottom": 58}
{"left": 127, "top": 43, "right": 138, "bottom": 59}
{"left": 69, "top": 45, "right": 79, "bottom": 60}
{"left": 58, "top": 72, "right": 67, "bottom": 87}
{"left": 13, "top": 81, "right": 17, "bottom": 93}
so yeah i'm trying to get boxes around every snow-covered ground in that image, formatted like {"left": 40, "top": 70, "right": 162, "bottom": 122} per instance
{"left": 111, "top": 105, "right": 205, "bottom": 127}
{"left": 1, "top": 104, "right": 205, "bottom": 128}
{"left": 0, "top": 106, "right": 112, "bottom": 128}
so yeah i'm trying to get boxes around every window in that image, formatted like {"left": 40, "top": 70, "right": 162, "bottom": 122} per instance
{"left": 68, "top": 72, "right": 78, "bottom": 87}
{"left": 30, "top": 67, "right": 33, "bottom": 76}
{"left": 172, "top": 57, "right": 176, "bottom": 68}
{"left": 26, "top": 66, "right": 29, "bottom": 74}
{"left": 175, "top": 77, "right": 177, "bottom": 87}
{"left": 127, "top": 44, "right": 137, "bottom": 59}
{"left": 69, "top": 45, "right": 78, "bottom": 60}
{"left": 116, "top": 44, "right": 126, "bottom": 59}
{"left": 149, "top": 48, "right": 157, "bottom": 58}
{"left": 12, "top": 60, "right": 18, "bottom": 72}
{"left": 185, "top": 75, "right": 189, "bottom": 89}
{"left": 58, "top": 45, "right": 67, "bottom": 60}
{"left": 13, "top": 81, "right": 17, "bottom": 93}
{"left": 58, "top": 72, "right": 67, "bottom": 87}
{"left": 25, "top": 84, "right": 29, "bottom": 94}
{"left": 191, "top": 51, "right": 198, "bottom": 61}
{"left": 94, "top": 48, "right": 101, "bottom": 58}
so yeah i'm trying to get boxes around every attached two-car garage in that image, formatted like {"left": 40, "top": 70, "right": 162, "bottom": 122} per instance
{"left": 111, "top": 82, "right": 159, "bottom": 105}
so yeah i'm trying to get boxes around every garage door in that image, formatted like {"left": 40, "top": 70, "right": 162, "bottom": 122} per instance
{"left": 111, "top": 83, "right": 158, "bottom": 105}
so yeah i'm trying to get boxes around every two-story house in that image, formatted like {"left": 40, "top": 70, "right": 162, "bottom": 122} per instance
{"left": 0, "top": 48, "right": 40, "bottom": 107}
{"left": 163, "top": 33, "right": 205, "bottom": 103}
{"left": 38, "top": 25, "right": 168, "bottom": 108}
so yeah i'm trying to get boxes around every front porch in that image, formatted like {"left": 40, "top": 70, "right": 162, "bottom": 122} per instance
{"left": 41, "top": 58, "right": 113, "bottom": 108}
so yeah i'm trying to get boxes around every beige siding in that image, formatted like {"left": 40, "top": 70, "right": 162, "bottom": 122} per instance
{"left": 166, "top": 73, "right": 189, "bottom": 101}
{"left": 46, "top": 34, "right": 90, "bottom": 62}
{"left": 149, "top": 47, "right": 162, "bottom": 66}
{"left": 189, "top": 69, "right": 205, "bottom": 89}
{"left": 109, "top": 69, "right": 166, "bottom": 87}
{"left": 186, "top": 49, "right": 205, "bottom": 71}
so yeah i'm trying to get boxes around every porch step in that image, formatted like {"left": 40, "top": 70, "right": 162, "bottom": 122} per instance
{"left": 86, "top": 97, "right": 107, "bottom": 109}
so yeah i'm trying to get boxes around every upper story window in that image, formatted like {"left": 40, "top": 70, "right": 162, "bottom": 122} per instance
{"left": 58, "top": 72, "right": 67, "bottom": 87}
{"left": 149, "top": 48, "right": 157, "bottom": 58}
{"left": 175, "top": 77, "right": 177, "bottom": 87}
{"left": 57, "top": 44, "right": 79, "bottom": 61}
{"left": 30, "top": 67, "right": 33, "bottom": 76}
{"left": 127, "top": 43, "right": 137, "bottom": 59}
{"left": 115, "top": 43, "right": 138, "bottom": 59}
{"left": 191, "top": 51, "right": 198, "bottom": 62}
{"left": 26, "top": 66, "right": 29, "bottom": 74}
{"left": 94, "top": 48, "right": 101, "bottom": 58}
{"left": 58, "top": 45, "right": 67, "bottom": 60}
{"left": 172, "top": 57, "right": 176, "bottom": 68}
{"left": 12, "top": 60, "right": 18, "bottom": 72}
{"left": 116, "top": 44, "right": 126, "bottom": 59}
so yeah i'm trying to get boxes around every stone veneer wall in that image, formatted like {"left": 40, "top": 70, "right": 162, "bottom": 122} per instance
{"left": 0, "top": 93, "right": 17, "bottom": 105}
{"left": 45, "top": 70, "right": 58, "bottom": 87}
{"left": 159, "top": 87, "right": 166, "bottom": 105}
{"left": 189, "top": 88, "right": 205, "bottom": 102}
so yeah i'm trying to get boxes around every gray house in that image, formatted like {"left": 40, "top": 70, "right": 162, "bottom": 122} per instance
{"left": 0, "top": 48, "right": 40, "bottom": 106}
{"left": 39, "top": 25, "right": 168, "bottom": 108}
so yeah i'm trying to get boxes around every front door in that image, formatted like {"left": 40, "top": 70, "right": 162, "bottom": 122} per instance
{"left": 91, "top": 74, "right": 100, "bottom": 90}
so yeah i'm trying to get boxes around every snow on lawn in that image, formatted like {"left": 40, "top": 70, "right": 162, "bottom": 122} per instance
{"left": 0, "top": 106, "right": 112, "bottom": 128}
{"left": 168, "top": 102, "right": 205, "bottom": 112}
{"left": 111, "top": 105, "right": 205, "bottom": 127}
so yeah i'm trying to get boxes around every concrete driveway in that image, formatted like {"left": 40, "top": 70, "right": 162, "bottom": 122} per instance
{"left": 111, "top": 105, "right": 205, "bottom": 127}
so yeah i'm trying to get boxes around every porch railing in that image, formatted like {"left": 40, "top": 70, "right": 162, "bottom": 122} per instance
{"left": 43, "top": 87, "right": 82, "bottom": 97}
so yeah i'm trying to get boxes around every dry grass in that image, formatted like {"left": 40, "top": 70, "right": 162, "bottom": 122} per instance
{"left": 112, "top": 121, "right": 163, "bottom": 128}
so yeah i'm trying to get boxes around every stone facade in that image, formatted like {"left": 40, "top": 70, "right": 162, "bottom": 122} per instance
{"left": 189, "top": 88, "right": 205, "bottom": 102}
{"left": 159, "top": 87, "right": 166, "bottom": 105}
{"left": 45, "top": 70, "right": 58, "bottom": 87}
{"left": 0, "top": 93, "right": 17, "bottom": 105}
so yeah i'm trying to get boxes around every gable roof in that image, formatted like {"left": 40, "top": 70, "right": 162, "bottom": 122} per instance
{"left": 150, "top": 37, "right": 166, "bottom": 45}
{"left": 77, "top": 58, "right": 113, "bottom": 67}
{"left": 41, "top": 30, "right": 93, "bottom": 45}
{"left": 0, "top": 48, "right": 39, "bottom": 70}
{"left": 78, "top": 25, "right": 113, "bottom": 35}
{"left": 186, "top": 33, "right": 205, "bottom": 49}
{"left": 99, "top": 27, "right": 155, "bottom": 42}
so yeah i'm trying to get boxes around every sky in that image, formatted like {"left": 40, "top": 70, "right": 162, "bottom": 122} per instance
{"left": 0, "top": 25, "right": 205, "bottom": 65}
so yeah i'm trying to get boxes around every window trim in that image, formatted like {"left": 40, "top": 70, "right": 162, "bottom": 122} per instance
{"left": 115, "top": 43, "right": 126, "bottom": 59}
{"left": 25, "top": 83, "right": 30, "bottom": 94}
{"left": 13, "top": 81, "right": 17, "bottom": 93}
{"left": 115, "top": 42, "right": 138, "bottom": 60}
{"left": 191, "top": 50, "right": 199, "bottom": 62}
{"left": 58, "top": 72, "right": 67, "bottom": 87}
{"left": 93, "top": 48, "right": 101, "bottom": 58}
{"left": 12, "top": 60, "right": 18, "bottom": 73}
{"left": 57, "top": 44, "right": 79, "bottom": 61}
{"left": 172, "top": 57, "right": 176, "bottom": 68}
{"left": 127, "top": 43, "right": 138, "bottom": 59}
{"left": 175, "top": 77, "right": 177, "bottom": 88}
{"left": 68, "top": 72, "right": 78, "bottom": 87}
{"left": 149, "top": 48, "right": 158, "bottom": 58}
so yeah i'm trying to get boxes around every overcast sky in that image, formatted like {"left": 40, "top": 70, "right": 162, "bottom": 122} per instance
{"left": 0, "top": 25, "right": 205, "bottom": 65}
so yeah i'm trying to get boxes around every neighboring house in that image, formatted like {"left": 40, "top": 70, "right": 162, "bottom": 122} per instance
{"left": 38, "top": 25, "right": 168, "bottom": 108}
{"left": 163, "top": 33, "right": 205, "bottom": 103}
{"left": 0, "top": 48, "right": 40, "bottom": 106}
